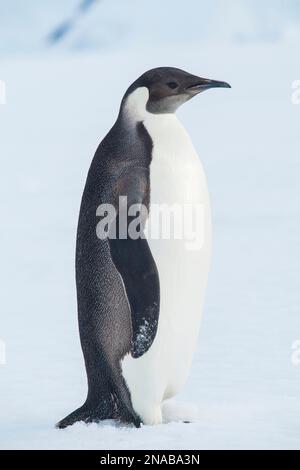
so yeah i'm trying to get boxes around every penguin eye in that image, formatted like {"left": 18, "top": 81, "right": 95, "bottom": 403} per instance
{"left": 167, "top": 81, "right": 178, "bottom": 90}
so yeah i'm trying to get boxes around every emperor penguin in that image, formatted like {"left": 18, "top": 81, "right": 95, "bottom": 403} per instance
{"left": 57, "top": 67, "right": 231, "bottom": 428}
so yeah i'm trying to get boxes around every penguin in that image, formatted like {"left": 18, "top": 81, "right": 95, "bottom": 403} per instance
{"left": 57, "top": 67, "right": 230, "bottom": 429}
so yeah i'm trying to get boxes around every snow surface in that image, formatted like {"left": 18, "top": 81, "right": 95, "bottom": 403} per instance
{"left": 0, "top": 1, "right": 300, "bottom": 451}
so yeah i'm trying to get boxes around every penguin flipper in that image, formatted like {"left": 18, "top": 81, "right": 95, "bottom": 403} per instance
{"left": 108, "top": 171, "right": 160, "bottom": 359}
{"left": 110, "top": 236, "right": 160, "bottom": 359}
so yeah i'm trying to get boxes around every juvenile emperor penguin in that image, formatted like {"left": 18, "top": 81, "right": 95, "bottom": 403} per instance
{"left": 57, "top": 67, "right": 230, "bottom": 428}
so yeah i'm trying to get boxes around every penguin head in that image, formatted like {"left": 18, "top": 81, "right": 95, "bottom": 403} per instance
{"left": 124, "top": 67, "right": 231, "bottom": 115}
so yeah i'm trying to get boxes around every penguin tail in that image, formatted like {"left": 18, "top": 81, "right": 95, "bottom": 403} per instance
{"left": 56, "top": 399, "right": 142, "bottom": 429}
{"left": 56, "top": 404, "right": 92, "bottom": 429}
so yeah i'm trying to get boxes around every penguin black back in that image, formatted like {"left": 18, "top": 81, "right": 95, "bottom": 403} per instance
{"left": 57, "top": 83, "right": 158, "bottom": 428}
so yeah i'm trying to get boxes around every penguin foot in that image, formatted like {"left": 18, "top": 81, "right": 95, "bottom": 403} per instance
{"left": 137, "top": 405, "right": 162, "bottom": 426}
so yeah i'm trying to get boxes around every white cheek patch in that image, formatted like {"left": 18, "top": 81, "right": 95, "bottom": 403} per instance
{"left": 123, "top": 87, "right": 150, "bottom": 123}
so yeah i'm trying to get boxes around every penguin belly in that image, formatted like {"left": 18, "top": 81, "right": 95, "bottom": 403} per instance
{"left": 122, "top": 113, "right": 211, "bottom": 425}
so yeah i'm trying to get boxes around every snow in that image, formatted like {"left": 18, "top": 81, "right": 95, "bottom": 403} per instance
{"left": 1, "top": 0, "right": 300, "bottom": 56}
{"left": 1, "top": 1, "right": 300, "bottom": 451}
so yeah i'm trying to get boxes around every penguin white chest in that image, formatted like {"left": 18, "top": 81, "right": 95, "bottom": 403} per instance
{"left": 121, "top": 87, "right": 211, "bottom": 424}
{"left": 143, "top": 112, "right": 212, "bottom": 384}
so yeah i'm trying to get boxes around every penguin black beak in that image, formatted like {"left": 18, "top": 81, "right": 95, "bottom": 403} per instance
{"left": 186, "top": 78, "right": 231, "bottom": 93}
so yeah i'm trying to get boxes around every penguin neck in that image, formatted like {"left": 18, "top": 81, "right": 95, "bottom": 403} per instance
{"left": 121, "top": 87, "right": 178, "bottom": 128}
